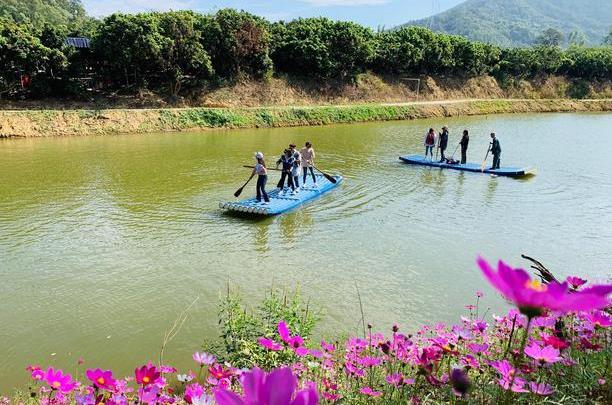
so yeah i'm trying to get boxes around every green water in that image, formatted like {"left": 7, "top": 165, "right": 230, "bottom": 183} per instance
{"left": 1, "top": 112, "right": 611, "bottom": 392}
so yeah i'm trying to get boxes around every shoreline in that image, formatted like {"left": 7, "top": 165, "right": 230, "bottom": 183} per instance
{"left": 0, "top": 98, "right": 610, "bottom": 138}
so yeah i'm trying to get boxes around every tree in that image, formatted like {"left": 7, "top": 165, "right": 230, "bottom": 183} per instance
{"left": 535, "top": 28, "right": 564, "bottom": 47}
{"left": 568, "top": 31, "right": 587, "bottom": 47}
{"left": 603, "top": 30, "right": 612, "bottom": 46}
{"left": 271, "top": 18, "right": 374, "bottom": 80}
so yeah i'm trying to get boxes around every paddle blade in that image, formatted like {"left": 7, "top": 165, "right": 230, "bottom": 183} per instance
{"left": 323, "top": 173, "right": 337, "bottom": 184}
{"left": 234, "top": 187, "right": 244, "bottom": 198}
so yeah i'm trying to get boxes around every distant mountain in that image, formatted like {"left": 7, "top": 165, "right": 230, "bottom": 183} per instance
{"left": 402, "top": 0, "right": 612, "bottom": 47}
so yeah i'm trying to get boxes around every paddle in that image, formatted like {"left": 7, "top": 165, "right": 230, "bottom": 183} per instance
{"left": 243, "top": 165, "right": 282, "bottom": 172}
{"left": 450, "top": 143, "right": 460, "bottom": 160}
{"left": 480, "top": 145, "right": 491, "bottom": 172}
{"left": 310, "top": 163, "right": 337, "bottom": 184}
{"left": 234, "top": 173, "right": 255, "bottom": 197}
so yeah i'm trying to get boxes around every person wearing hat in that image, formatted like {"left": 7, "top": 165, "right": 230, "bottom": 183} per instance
{"left": 459, "top": 130, "right": 469, "bottom": 164}
{"left": 438, "top": 126, "right": 449, "bottom": 162}
{"left": 490, "top": 132, "right": 501, "bottom": 170}
{"left": 288, "top": 143, "right": 301, "bottom": 192}
{"left": 252, "top": 152, "right": 270, "bottom": 204}
{"left": 276, "top": 149, "right": 296, "bottom": 195}
{"left": 300, "top": 142, "right": 316, "bottom": 186}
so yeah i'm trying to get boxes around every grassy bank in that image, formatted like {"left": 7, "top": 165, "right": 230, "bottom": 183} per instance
{"left": 1, "top": 98, "right": 611, "bottom": 138}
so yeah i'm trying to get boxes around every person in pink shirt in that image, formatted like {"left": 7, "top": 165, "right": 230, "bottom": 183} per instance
{"left": 300, "top": 142, "right": 316, "bottom": 185}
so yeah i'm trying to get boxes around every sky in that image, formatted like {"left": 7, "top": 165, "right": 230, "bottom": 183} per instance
{"left": 82, "top": 0, "right": 466, "bottom": 29}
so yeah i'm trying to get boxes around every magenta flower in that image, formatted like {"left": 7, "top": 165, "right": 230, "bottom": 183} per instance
{"left": 214, "top": 367, "right": 319, "bottom": 405}
{"left": 85, "top": 368, "right": 116, "bottom": 391}
{"left": 193, "top": 351, "right": 216, "bottom": 366}
{"left": 359, "top": 387, "right": 382, "bottom": 397}
{"left": 184, "top": 383, "right": 204, "bottom": 404}
{"left": 478, "top": 257, "right": 612, "bottom": 317}
{"left": 258, "top": 337, "right": 283, "bottom": 351}
{"left": 529, "top": 382, "right": 554, "bottom": 396}
{"left": 566, "top": 276, "right": 587, "bottom": 289}
{"left": 135, "top": 363, "right": 160, "bottom": 386}
{"left": 137, "top": 384, "right": 159, "bottom": 404}
{"left": 540, "top": 333, "right": 569, "bottom": 350}
{"left": 45, "top": 368, "right": 77, "bottom": 393}
{"left": 467, "top": 343, "right": 489, "bottom": 354}
{"left": 524, "top": 342, "right": 562, "bottom": 364}
{"left": 28, "top": 365, "right": 45, "bottom": 381}
{"left": 585, "top": 310, "right": 612, "bottom": 328}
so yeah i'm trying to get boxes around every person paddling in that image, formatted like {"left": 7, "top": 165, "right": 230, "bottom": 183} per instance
{"left": 460, "top": 130, "right": 469, "bottom": 164}
{"left": 289, "top": 143, "right": 301, "bottom": 192}
{"left": 300, "top": 142, "right": 316, "bottom": 186}
{"left": 253, "top": 152, "right": 270, "bottom": 205}
{"left": 490, "top": 132, "right": 501, "bottom": 170}
{"left": 424, "top": 128, "right": 436, "bottom": 160}
{"left": 438, "top": 126, "right": 449, "bottom": 162}
{"left": 276, "top": 149, "right": 296, "bottom": 195}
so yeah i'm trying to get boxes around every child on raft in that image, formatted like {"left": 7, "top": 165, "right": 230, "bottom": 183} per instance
{"left": 424, "top": 128, "right": 436, "bottom": 160}
{"left": 288, "top": 143, "right": 301, "bottom": 192}
{"left": 252, "top": 152, "right": 270, "bottom": 204}
{"left": 276, "top": 149, "right": 297, "bottom": 195}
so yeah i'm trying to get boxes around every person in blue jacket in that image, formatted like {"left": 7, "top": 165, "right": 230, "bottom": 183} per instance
{"left": 276, "top": 149, "right": 296, "bottom": 195}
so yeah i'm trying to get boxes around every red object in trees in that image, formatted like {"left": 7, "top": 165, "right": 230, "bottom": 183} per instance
{"left": 20, "top": 74, "right": 31, "bottom": 88}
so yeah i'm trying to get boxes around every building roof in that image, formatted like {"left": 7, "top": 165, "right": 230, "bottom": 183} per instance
{"left": 65, "top": 37, "right": 91, "bottom": 49}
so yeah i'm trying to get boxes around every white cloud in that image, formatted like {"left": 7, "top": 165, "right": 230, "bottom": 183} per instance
{"left": 300, "top": 0, "right": 389, "bottom": 5}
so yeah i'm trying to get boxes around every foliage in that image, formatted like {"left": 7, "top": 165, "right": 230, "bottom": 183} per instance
{"left": 561, "top": 46, "right": 612, "bottom": 80}
{"left": 535, "top": 28, "right": 564, "bottom": 47}
{"left": 0, "top": 0, "right": 90, "bottom": 32}
{"left": 213, "top": 287, "right": 320, "bottom": 369}
{"left": 271, "top": 18, "right": 375, "bottom": 80}
{"left": 405, "top": 0, "right": 611, "bottom": 47}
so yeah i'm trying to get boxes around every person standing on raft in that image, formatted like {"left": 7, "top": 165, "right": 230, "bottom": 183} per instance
{"left": 276, "top": 149, "right": 296, "bottom": 195}
{"left": 424, "top": 128, "right": 436, "bottom": 160}
{"left": 300, "top": 142, "right": 316, "bottom": 186}
{"left": 288, "top": 143, "right": 301, "bottom": 192}
{"left": 490, "top": 132, "right": 501, "bottom": 170}
{"left": 253, "top": 152, "right": 270, "bottom": 205}
{"left": 460, "top": 130, "right": 469, "bottom": 164}
{"left": 438, "top": 126, "right": 449, "bottom": 162}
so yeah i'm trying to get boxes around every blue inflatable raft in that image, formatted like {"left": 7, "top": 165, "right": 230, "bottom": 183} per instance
{"left": 220, "top": 173, "right": 342, "bottom": 216}
{"left": 399, "top": 155, "right": 535, "bottom": 178}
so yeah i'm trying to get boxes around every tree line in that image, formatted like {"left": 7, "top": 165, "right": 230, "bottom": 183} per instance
{"left": 1, "top": 9, "right": 611, "bottom": 99}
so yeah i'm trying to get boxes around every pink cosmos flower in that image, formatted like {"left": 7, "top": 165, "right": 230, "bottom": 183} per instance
{"left": 184, "top": 383, "right": 204, "bottom": 404}
{"left": 540, "top": 334, "right": 569, "bottom": 350}
{"left": 193, "top": 352, "right": 216, "bottom": 366}
{"left": 215, "top": 367, "right": 319, "bottom": 405}
{"left": 137, "top": 385, "right": 159, "bottom": 404}
{"left": 85, "top": 368, "right": 116, "bottom": 391}
{"left": 524, "top": 342, "right": 562, "bottom": 364}
{"left": 359, "top": 387, "right": 382, "bottom": 397}
{"left": 208, "top": 364, "right": 232, "bottom": 380}
{"left": 529, "top": 382, "right": 554, "bottom": 395}
{"left": 467, "top": 343, "right": 489, "bottom": 354}
{"left": 585, "top": 311, "right": 612, "bottom": 328}
{"left": 30, "top": 366, "right": 45, "bottom": 381}
{"left": 259, "top": 337, "right": 283, "bottom": 351}
{"left": 135, "top": 363, "right": 160, "bottom": 386}
{"left": 45, "top": 368, "right": 77, "bottom": 393}
{"left": 321, "top": 340, "right": 335, "bottom": 352}
{"left": 478, "top": 257, "right": 612, "bottom": 317}
{"left": 566, "top": 276, "right": 587, "bottom": 289}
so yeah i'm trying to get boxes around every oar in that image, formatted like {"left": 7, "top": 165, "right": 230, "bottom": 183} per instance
{"left": 310, "top": 163, "right": 337, "bottom": 184}
{"left": 234, "top": 173, "right": 255, "bottom": 197}
{"left": 480, "top": 145, "right": 491, "bottom": 172}
{"left": 243, "top": 165, "right": 282, "bottom": 172}
{"left": 450, "top": 143, "right": 460, "bottom": 160}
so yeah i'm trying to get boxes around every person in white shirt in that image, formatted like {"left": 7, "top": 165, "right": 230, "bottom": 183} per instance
{"left": 288, "top": 143, "right": 301, "bottom": 193}
{"left": 252, "top": 152, "right": 270, "bottom": 204}
{"left": 300, "top": 142, "right": 316, "bottom": 185}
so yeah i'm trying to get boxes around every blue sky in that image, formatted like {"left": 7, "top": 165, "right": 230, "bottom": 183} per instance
{"left": 82, "top": 0, "right": 465, "bottom": 28}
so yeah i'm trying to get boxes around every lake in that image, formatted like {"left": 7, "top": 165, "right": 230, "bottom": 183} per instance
{"left": 1, "top": 112, "right": 611, "bottom": 392}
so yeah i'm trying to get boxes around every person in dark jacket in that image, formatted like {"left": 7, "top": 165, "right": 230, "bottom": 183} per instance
{"left": 460, "top": 130, "right": 469, "bottom": 164}
{"left": 490, "top": 132, "right": 501, "bottom": 170}
{"left": 276, "top": 149, "right": 296, "bottom": 195}
{"left": 438, "top": 126, "right": 449, "bottom": 162}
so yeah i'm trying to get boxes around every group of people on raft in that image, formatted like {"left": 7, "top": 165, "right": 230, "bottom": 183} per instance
{"left": 251, "top": 142, "right": 317, "bottom": 204}
{"left": 424, "top": 127, "right": 501, "bottom": 170}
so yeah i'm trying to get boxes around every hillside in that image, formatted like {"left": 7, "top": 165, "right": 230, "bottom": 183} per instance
{"left": 405, "top": 0, "right": 612, "bottom": 47}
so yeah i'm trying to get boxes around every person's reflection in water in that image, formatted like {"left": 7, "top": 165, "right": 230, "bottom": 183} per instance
{"left": 253, "top": 218, "right": 272, "bottom": 253}
{"left": 455, "top": 171, "right": 466, "bottom": 200}
{"left": 279, "top": 209, "right": 313, "bottom": 245}
{"left": 484, "top": 176, "right": 499, "bottom": 205}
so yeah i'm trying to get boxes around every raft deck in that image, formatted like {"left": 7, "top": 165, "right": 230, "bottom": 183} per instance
{"left": 220, "top": 173, "right": 342, "bottom": 216}
{"left": 399, "top": 155, "right": 535, "bottom": 178}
